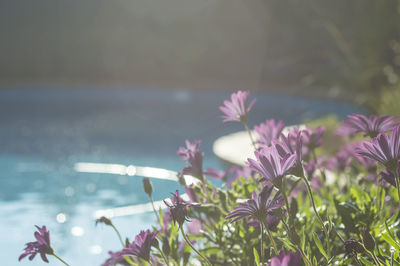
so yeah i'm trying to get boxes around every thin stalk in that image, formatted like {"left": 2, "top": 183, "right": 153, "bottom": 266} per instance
{"left": 281, "top": 179, "right": 291, "bottom": 224}
{"left": 376, "top": 185, "right": 382, "bottom": 213}
{"left": 111, "top": 224, "right": 125, "bottom": 247}
{"left": 149, "top": 195, "right": 160, "bottom": 223}
{"left": 394, "top": 169, "right": 400, "bottom": 202}
{"left": 244, "top": 122, "right": 257, "bottom": 151}
{"left": 52, "top": 253, "right": 69, "bottom": 266}
{"left": 301, "top": 173, "right": 331, "bottom": 258}
{"left": 281, "top": 219, "right": 312, "bottom": 266}
{"left": 264, "top": 223, "right": 278, "bottom": 255}
{"left": 369, "top": 250, "right": 382, "bottom": 266}
{"left": 156, "top": 247, "right": 169, "bottom": 265}
{"left": 354, "top": 256, "right": 363, "bottom": 266}
{"left": 179, "top": 226, "right": 212, "bottom": 266}
{"left": 260, "top": 222, "right": 265, "bottom": 265}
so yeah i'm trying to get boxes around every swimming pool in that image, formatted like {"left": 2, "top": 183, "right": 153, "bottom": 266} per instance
{"left": 0, "top": 88, "right": 362, "bottom": 265}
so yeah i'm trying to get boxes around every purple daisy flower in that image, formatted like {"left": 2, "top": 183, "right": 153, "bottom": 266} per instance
{"left": 177, "top": 139, "right": 202, "bottom": 160}
{"left": 102, "top": 250, "right": 129, "bottom": 266}
{"left": 203, "top": 167, "right": 227, "bottom": 180}
{"left": 254, "top": 119, "right": 285, "bottom": 147}
{"left": 302, "top": 126, "right": 325, "bottom": 151}
{"left": 204, "top": 165, "right": 238, "bottom": 181}
{"left": 247, "top": 212, "right": 284, "bottom": 232}
{"left": 225, "top": 185, "right": 284, "bottom": 224}
{"left": 219, "top": 90, "right": 256, "bottom": 123}
{"left": 356, "top": 125, "right": 400, "bottom": 171}
{"left": 19, "top": 225, "right": 54, "bottom": 263}
{"left": 181, "top": 150, "right": 204, "bottom": 180}
{"left": 268, "top": 250, "right": 301, "bottom": 266}
{"left": 177, "top": 140, "right": 205, "bottom": 181}
{"left": 121, "top": 230, "right": 158, "bottom": 262}
{"left": 381, "top": 163, "right": 400, "bottom": 187}
{"left": 336, "top": 114, "right": 399, "bottom": 138}
{"left": 164, "top": 190, "right": 199, "bottom": 226}
{"left": 274, "top": 131, "right": 303, "bottom": 165}
{"left": 248, "top": 146, "right": 297, "bottom": 188}
{"left": 327, "top": 148, "right": 353, "bottom": 172}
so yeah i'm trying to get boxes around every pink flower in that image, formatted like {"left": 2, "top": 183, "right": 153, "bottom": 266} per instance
{"left": 269, "top": 250, "right": 301, "bottom": 266}
{"left": 357, "top": 125, "right": 400, "bottom": 171}
{"left": 177, "top": 139, "right": 202, "bottom": 161}
{"left": 219, "top": 90, "right": 256, "bottom": 123}
{"left": 336, "top": 114, "right": 399, "bottom": 138}
{"left": 121, "top": 230, "right": 158, "bottom": 262}
{"left": 248, "top": 147, "right": 297, "bottom": 187}
{"left": 19, "top": 225, "right": 53, "bottom": 263}
{"left": 226, "top": 185, "right": 284, "bottom": 225}
{"left": 164, "top": 190, "right": 199, "bottom": 226}
{"left": 302, "top": 126, "right": 325, "bottom": 151}
{"left": 254, "top": 119, "right": 285, "bottom": 147}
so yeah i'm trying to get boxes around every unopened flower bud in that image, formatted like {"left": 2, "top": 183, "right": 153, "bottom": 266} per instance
{"left": 95, "top": 216, "right": 112, "bottom": 226}
{"left": 151, "top": 237, "right": 159, "bottom": 249}
{"left": 361, "top": 228, "right": 376, "bottom": 252}
{"left": 178, "top": 173, "right": 187, "bottom": 186}
{"left": 344, "top": 238, "right": 364, "bottom": 257}
{"left": 142, "top": 177, "right": 153, "bottom": 196}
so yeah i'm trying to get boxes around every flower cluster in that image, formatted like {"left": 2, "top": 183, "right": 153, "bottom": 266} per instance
{"left": 19, "top": 91, "right": 400, "bottom": 266}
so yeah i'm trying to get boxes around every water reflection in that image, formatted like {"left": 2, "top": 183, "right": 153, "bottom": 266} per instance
{"left": 74, "top": 162, "right": 197, "bottom": 218}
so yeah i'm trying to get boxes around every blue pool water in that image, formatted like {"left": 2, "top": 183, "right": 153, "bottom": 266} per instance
{"left": 0, "top": 88, "right": 362, "bottom": 265}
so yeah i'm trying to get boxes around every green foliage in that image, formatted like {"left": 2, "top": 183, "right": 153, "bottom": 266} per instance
{"left": 97, "top": 115, "right": 400, "bottom": 265}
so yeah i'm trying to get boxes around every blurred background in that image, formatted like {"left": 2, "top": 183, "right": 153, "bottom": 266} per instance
{"left": 0, "top": 0, "right": 399, "bottom": 265}
{"left": 1, "top": 0, "right": 399, "bottom": 113}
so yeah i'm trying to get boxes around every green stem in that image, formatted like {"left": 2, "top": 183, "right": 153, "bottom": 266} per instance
{"left": 150, "top": 195, "right": 160, "bottom": 224}
{"left": 260, "top": 222, "right": 265, "bottom": 265}
{"left": 244, "top": 122, "right": 257, "bottom": 151}
{"left": 111, "top": 224, "right": 125, "bottom": 247}
{"left": 52, "top": 253, "right": 69, "bottom": 266}
{"left": 281, "top": 220, "right": 312, "bottom": 266}
{"left": 281, "top": 179, "right": 292, "bottom": 225}
{"left": 354, "top": 256, "right": 363, "bottom": 266}
{"left": 156, "top": 247, "right": 169, "bottom": 265}
{"left": 369, "top": 250, "right": 382, "bottom": 266}
{"left": 301, "top": 173, "right": 331, "bottom": 258}
{"left": 179, "top": 226, "right": 212, "bottom": 265}
{"left": 393, "top": 168, "right": 400, "bottom": 202}
{"left": 264, "top": 223, "right": 278, "bottom": 256}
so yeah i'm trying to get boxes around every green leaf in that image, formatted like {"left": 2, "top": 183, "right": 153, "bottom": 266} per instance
{"left": 301, "top": 227, "right": 306, "bottom": 251}
{"left": 124, "top": 256, "right": 136, "bottom": 265}
{"left": 201, "top": 247, "right": 220, "bottom": 255}
{"left": 382, "top": 220, "right": 400, "bottom": 252}
{"left": 381, "top": 233, "right": 400, "bottom": 252}
{"left": 359, "top": 257, "right": 374, "bottom": 266}
{"left": 313, "top": 232, "right": 328, "bottom": 260}
{"left": 253, "top": 247, "right": 260, "bottom": 266}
